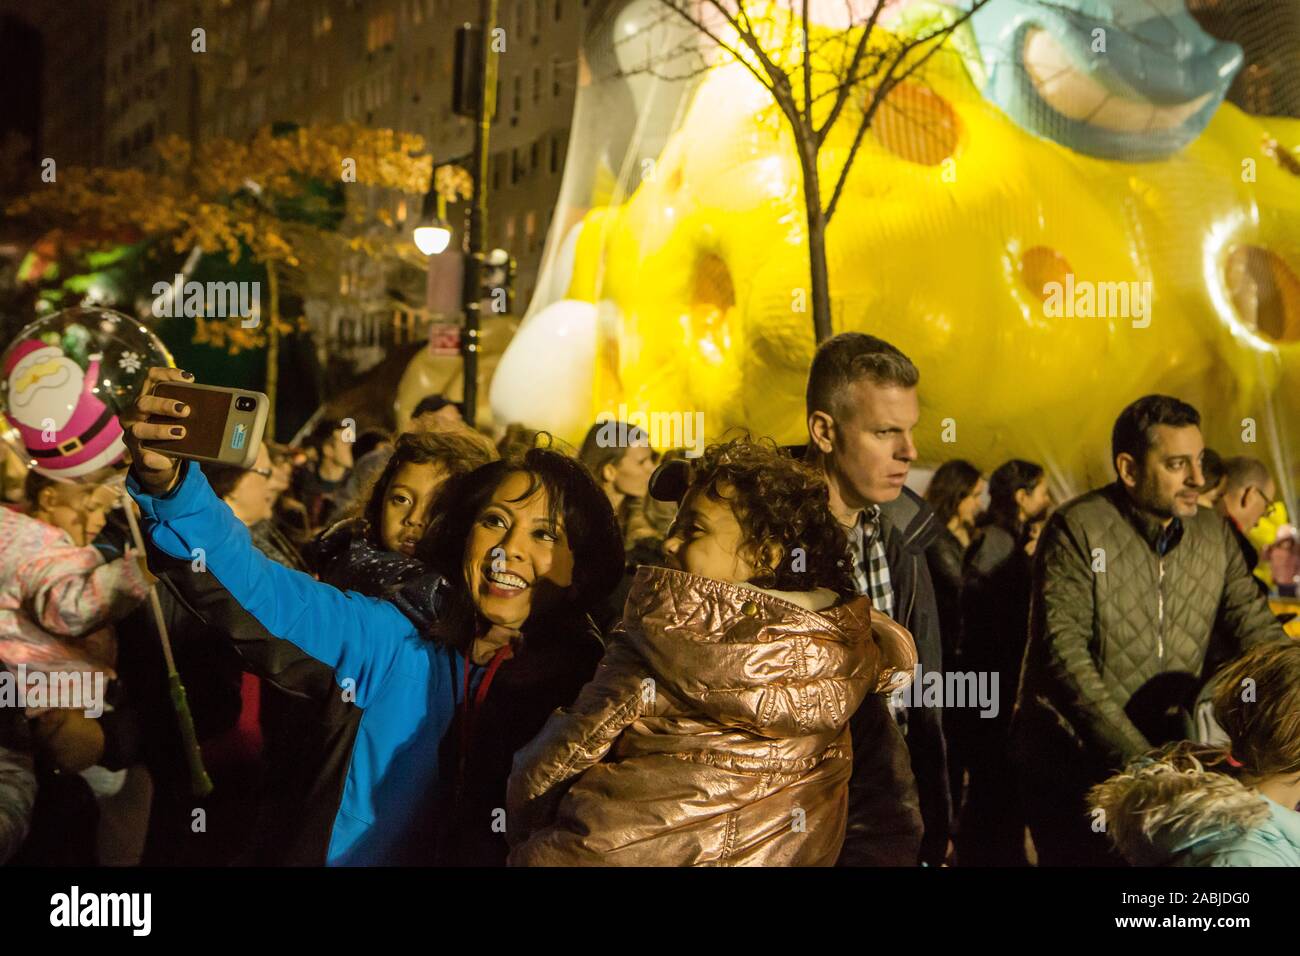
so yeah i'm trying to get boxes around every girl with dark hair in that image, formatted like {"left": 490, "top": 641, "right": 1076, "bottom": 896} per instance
{"left": 307, "top": 428, "right": 498, "bottom": 593}
{"left": 922, "top": 460, "right": 984, "bottom": 816}
{"left": 924, "top": 459, "right": 984, "bottom": 660}
{"left": 1091, "top": 640, "right": 1300, "bottom": 866}
{"left": 119, "top": 368, "right": 625, "bottom": 865}
{"left": 978, "top": 458, "right": 1048, "bottom": 540}
{"left": 507, "top": 438, "right": 917, "bottom": 866}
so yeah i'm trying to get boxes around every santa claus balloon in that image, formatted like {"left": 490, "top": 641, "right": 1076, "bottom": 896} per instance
{"left": 1, "top": 308, "right": 172, "bottom": 480}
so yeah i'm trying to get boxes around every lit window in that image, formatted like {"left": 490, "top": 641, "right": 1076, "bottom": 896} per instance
{"left": 367, "top": 12, "right": 396, "bottom": 52}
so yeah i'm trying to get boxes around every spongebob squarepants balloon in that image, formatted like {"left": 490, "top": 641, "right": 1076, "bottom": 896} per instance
{"left": 489, "top": 0, "right": 1300, "bottom": 500}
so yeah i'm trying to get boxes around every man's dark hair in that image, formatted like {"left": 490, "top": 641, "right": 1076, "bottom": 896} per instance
{"left": 980, "top": 459, "right": 1044, "bottom": 536}
{"left": 412, "top": 394, "right": 462, "bottom": 419}
{"left": 306, "top": 418, "right": 347, "bottom": 453}
{"left": 1111, "top": 395, "right": 1201, "bottom": 469}
{"left": 353, "top": 429, "right": 391, "bottom": 462}
{"left": 805, "top": 332, "right": 919, "bottom": 423}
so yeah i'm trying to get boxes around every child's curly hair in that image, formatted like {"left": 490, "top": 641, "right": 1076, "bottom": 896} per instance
{"left": 684, "top": 437, "right": 855, "bottom": 596}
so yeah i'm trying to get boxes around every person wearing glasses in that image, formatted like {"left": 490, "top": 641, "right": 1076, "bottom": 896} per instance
{"left": 1213, "top": 456, "right": 1276, "bottom": 591}
{"left": 201, "top": 446, "right": 305, "bottom": 573}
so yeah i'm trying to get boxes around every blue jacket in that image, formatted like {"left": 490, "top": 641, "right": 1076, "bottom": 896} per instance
{"left": 130, "top": 462, "right": 466, "bottom": 865}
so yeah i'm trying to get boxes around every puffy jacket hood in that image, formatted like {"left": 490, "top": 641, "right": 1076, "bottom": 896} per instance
{"left": 1089, "top": 756, "right": 1271, "bottom": 866}
{"left": 621, "top": 566, "right": 917, "bottom": 736}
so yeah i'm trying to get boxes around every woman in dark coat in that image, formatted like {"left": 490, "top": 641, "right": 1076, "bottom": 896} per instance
{"left": 922, "top": 460, "right": 984, "bottom": 816}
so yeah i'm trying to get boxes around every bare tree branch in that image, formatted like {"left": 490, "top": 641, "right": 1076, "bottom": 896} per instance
{"left": 814, "top": 0, "right": 890, "bottom": 148}
{"left": 823, "top": 1, "right": 989, "bottom": 223}
{"left": 654, "top": 0, "right": 779, "bottom": 98}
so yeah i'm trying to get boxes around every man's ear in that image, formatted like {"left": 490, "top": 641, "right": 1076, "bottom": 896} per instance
{"left": 1115, "top": 453, "right": 1139, "bottom": 489}
{"left": 808, "top": 410, "right": 835, "bottom": 455}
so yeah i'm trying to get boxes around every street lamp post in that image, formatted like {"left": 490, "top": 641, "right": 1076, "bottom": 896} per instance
{"left": 461, "top": 0, "right": 499, "bottom": 429}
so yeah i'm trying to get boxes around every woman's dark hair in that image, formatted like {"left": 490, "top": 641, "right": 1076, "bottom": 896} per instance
{"left": 924, "top": 459, "right": 982, "bottom": 527}
{"left": 682, "top": 437, "right": 855, "bottom": 597}
{"left": 980, "top": 459, "right": 1044, "bottom": 536}
{"left": 415, "top": 446, "right": 624, "bottom": 651}
{"left": 577, "top": 420, "right": 650, "bottom": 484}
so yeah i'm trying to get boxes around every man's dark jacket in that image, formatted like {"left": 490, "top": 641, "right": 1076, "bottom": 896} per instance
{"left": 831, "top": 485, "right": 951, "bottom": 866}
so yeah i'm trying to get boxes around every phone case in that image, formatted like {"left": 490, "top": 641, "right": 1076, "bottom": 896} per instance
{"left": 141, "top": 382, "right": 269, "bottom": 470}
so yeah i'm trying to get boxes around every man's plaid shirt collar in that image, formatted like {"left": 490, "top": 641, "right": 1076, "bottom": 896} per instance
{"left": 847, "top": 505, "right": 894, "bottom": 621}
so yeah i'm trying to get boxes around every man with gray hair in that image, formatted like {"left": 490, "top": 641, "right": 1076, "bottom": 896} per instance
{"left": 1214, "top": 456, "right": 1275, "bottom": 582}
{"left": 805, "top": 332, "right": 951, "bottom": 866}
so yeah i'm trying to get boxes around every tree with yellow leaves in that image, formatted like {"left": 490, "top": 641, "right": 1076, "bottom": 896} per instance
{"left": 7, "top": 124, "right": 435, "bottom": 432}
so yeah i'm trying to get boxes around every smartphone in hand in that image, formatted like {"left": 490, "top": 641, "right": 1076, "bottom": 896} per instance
{"left": 141, "top": 382, "right": 268, "bottom": 469}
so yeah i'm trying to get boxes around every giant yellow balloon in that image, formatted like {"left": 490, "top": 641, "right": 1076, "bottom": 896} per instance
{"left": 490, "top": 1, "right": 1300, "bottom": 500}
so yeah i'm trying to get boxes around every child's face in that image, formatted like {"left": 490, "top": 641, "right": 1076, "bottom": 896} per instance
{"left": 662, "top": 483, "right": 766, "bottom": 585}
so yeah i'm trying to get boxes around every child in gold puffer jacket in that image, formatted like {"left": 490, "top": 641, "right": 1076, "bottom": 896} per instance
{"left": 507, "top": 439, "right": 916, "bottom": 866}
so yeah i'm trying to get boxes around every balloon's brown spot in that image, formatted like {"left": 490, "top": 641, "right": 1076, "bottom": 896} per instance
{"left": 1020, "top": 246, "right": 1074, "bottom": 302}
{"left": 1227, "top": 245, "right": 1300, "bottom": 343}
{"left": 870, "top": 81, "right": 963, "bottom": 167}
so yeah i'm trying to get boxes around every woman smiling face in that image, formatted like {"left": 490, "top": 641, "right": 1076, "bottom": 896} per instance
{"left": 462, "top": 470, "right": 576, "bottom": 630}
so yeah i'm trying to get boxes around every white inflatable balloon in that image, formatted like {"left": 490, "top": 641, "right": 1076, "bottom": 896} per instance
{"left": 489, "top": 299, "right": 597, "bottom": 441}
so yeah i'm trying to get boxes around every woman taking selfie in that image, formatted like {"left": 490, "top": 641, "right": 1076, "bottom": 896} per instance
{"left": 120, "top": 368, "right": 623, "bottom": 865}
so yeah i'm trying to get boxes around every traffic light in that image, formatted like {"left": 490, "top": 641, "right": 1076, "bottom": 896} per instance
{"left": 452, "top": 25, "right": 482, "bottom": 119}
